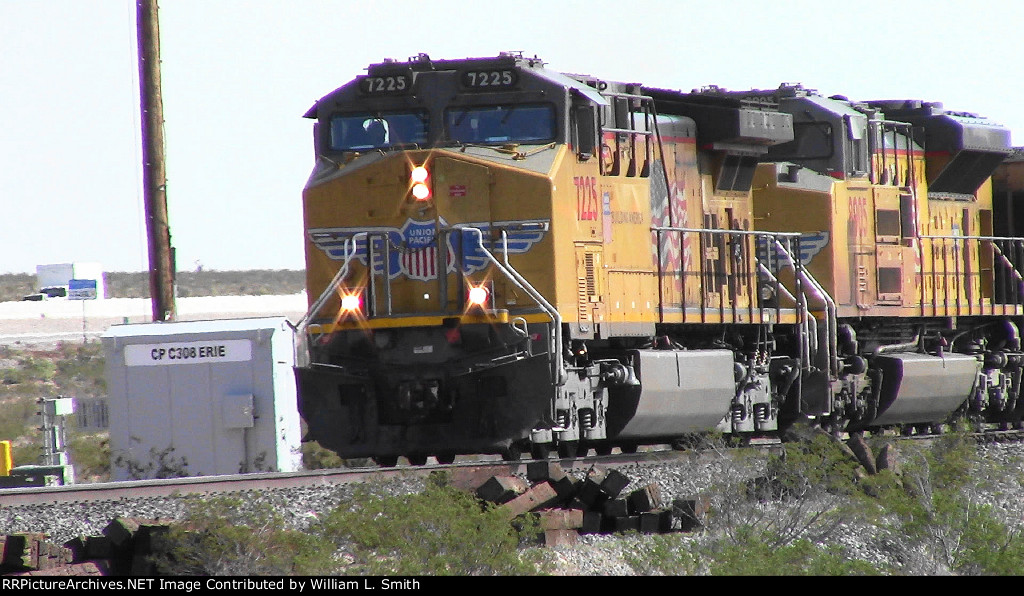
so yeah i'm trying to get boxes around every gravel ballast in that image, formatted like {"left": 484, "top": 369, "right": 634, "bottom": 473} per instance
{"left": 2, "top": 441, "right": 1023, "bottom": 575}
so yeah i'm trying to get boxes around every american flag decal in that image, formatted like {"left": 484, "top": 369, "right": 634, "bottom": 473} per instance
{"left": 401, "top": 249, "right": 437, "bottom": 280}
{"left": 308, "top": 217, "right": 549, "bottom": 281}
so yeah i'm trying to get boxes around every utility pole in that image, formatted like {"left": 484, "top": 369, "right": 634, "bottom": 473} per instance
{"left": 137, "top": 0, "right": 176, "bottom": 321}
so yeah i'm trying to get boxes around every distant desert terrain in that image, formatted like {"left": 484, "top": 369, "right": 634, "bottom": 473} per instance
{"left": 0, "top": 294, "right": 308, "bottom": 347}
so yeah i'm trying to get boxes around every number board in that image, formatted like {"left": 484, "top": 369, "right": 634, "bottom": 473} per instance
{"left": 460, "top": 69, "right": 518, "bottom": 90}
{"left": 359, "top": 73, "right": 411, "bottom": 95}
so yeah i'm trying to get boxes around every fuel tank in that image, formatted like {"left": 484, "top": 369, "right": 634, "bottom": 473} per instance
{"left": 607, "top": 349, "right": 735, "bottom": 438}
{"left": 870, "top": 352, "right": 980, "bottom": 426}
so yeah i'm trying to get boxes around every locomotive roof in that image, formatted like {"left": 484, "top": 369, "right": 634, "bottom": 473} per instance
{"left": 1003, "top": 147, "right": 1024, "bottom": 162}
{"left": 364, "top": 52, "right": 538, "bottom": 73}
{"left": 304, "top": 52, "right": 608, "bottom": 119}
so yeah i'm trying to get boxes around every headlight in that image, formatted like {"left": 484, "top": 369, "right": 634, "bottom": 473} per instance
{"left": 467, "top": 285, "right": 489, "bottom": 307}
{"left": 340, "top": 292, "right": 362, "bottom": 313}
{"left": 410, "top": 164, "right": 431, "bottom": 201}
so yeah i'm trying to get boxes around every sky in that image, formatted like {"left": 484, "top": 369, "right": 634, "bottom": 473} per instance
{"left": 2, "top": 0, "right": 1022, "bottom": 275}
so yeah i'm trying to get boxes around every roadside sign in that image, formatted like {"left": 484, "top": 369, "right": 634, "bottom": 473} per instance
{"left": 68, "top": 279, "right": 98, "bottom": 300}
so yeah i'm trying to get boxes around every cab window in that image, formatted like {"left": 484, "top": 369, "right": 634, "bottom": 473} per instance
{"left": 329, "top": 110, "right": 428, "bottom": 151}
{"left": 771, "top": 121, "right": 834, "bottom": 160}
{"left": 445, "top": 103, "right": 555, "bottom": 144}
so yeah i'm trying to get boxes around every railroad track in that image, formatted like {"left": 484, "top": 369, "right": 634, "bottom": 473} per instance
{"left": 863, "top": 427, "right": 1024, "bottom": 444}
{"left": 3, "top": 428, "right": 1020, "bottom": 507}
{"left": 0, "top": 449, "right": 688, "bottom": 506}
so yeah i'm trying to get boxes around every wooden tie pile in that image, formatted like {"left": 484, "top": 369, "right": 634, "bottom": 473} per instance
{"left": 475, "top": 461, "right": 707, "bottom": 547}
{"left": 1, "top": 518, "right": 169, "bottom": 577}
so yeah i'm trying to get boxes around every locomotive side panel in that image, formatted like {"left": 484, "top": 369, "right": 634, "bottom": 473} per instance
{"left": 648, "top": 119, "right": 701, "bottom": 318}
{"left": 749, "top": 164, "right": 838, "bottom": 304}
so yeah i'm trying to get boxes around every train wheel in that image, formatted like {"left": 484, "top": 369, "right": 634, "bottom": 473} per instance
{"left": 530, "top": 443, "right": 551, "bottom": 460}
{"left": 594, "top": 444, "right": 613, "bottom": 456}
{"left": 435, "top": 453, "right": 456, "bottom": 465}
{"left": 375, "top": 456, "right": 398, "bottom": 467}
{"left": 619, "top": 443, "right": 637, "bottom": 454}
{"left": 407, "top": 454, "right": 428, "bottom": 466}
{"left": 557, "top": 441, "right": 579, "bottom": 459}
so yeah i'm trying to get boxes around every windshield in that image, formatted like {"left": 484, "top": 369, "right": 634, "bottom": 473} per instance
{"left": 329, "top": 110, "right": 428, "bottom": 151}
{"left": 445, "top": 103, "right": 555, "bottom": 144}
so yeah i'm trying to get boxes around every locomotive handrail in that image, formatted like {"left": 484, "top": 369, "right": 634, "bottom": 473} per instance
{"left": 756, "top": 262, "right": 799, "bottom": 302}
{"left": 602, "top": 91, "right": 655, "bottom": 176}
{"left": 293, "top": 232, "right": 366, "bottom": 367}
{"left": 772, "top": 235, "right": 839, "bottom": 377}
{"left": 601, "top": 127, "right": 654, "bottom": 136}
{"left": 920, "top": 233, "right": 1024, "bottom": 243}
{"left": 755, "top": 260, "right": 816, "bottom": 365}
{"left": 650, "top": 226, "right": 801, "bottom": 239}
{"left": 449, "top": 225, "right": 567, "bottom": 386}
{"left": 912, "top": 234, "right": 1024, "bottom": 314}
{"left": 920, "top": 233, "right": 1024, "bottom": 283}
{"left": 989, "top": 243, "right": 1024, "bottom": 286}
{"left": 297, "top": 232, "right": 366, "bottom": 333}
{"left": 650, "top": 226, "right": 802, "bottom": 324}
{"left": 655, "top": 226, "right": 839, "bottom": 376}
{"left": 299, "top": 229, "right": 406, "bottom": 332}
{"left": 868, "top": 119, "right": 918, "bottom": 187}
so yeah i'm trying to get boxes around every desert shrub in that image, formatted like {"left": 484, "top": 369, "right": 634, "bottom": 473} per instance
{"left": 47, "top": 269, "right": 307, "bottom": 300}
{"left": 113, "top": 444, "right": 190, "bottom": 480}
{"left": 0, "top": 394, "right": 36, "bottom": 443}
{"left": 300, "top": 441, "right": 347, "bottom": 469}
{"left": 702, "top": 430, "right": 869, "bottom": 550}
{"left": 701, "top": 526, "right": 881, "bottom": 575}
{"left": 1, "top": 354, "right": 56, "bottom": 385}
{"left": 0, "top": 273, "right": 36, "bottom": 302}
{"left": 874, "top": 431, "right": 1024, "bottom": 575}
{"left": 624, "top": 432, "right": 882, "bottom": 576}
{"left": 621, "top": 533, "right": 700, "bottom": 575}
{"left": 623, "top": 527, "right": 880, "bottom": 576}
{"left": 318, "top": 479, "right": 543, "bottom": 575}
{"left": 53, "top": 342, "right": 105, "bottom": 396}
{"left": 150, "top": 495, "right": 335, "bottom": 576}
{"left": 67, "top": 431, "right": 110, "bottom": 482}
{"left": 10, "top": 440, "right": 42, "bottom": 470}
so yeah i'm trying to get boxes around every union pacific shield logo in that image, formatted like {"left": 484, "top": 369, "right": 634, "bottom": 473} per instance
{"left": 308, "top": 217, "right": 549, "bottom": 281}
{"left": 398, "top": 218, "right": 445, "bottom": 281}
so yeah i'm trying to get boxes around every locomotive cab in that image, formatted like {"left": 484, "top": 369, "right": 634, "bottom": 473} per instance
{"left": 298, "top": 53, "right": 619, "bottom": 463}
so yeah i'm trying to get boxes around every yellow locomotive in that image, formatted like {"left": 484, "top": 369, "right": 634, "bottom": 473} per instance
{"left": 295, "top": 53, "right": 1020, "bottom": 464}
{"left": 708, "top": 85, "right": 1020, "bottom": 433}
